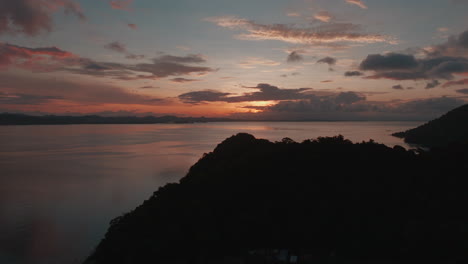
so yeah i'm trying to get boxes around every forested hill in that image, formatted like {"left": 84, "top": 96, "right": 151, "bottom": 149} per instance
{"left": 393, "top": 104, "right": 468, "bottom": 147}
{"left": 86, "top": 133, "right": 468, "bottom": 264}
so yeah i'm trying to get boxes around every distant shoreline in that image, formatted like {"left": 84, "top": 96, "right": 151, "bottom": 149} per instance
{"left": 0, "top": 113, "right": 428, "bottom": 125}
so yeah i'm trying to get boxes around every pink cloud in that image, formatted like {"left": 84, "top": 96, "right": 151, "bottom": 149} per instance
{"left": 345, "top": 0, "right": 368, "bottom": 9}
{"left": 443, "top": 78, "right": 468, "bottom": 88}
{"left": 109, "top": 0, "right": 133, "bottom": 11}
{"left": 0, "top": 43, "right": 76, "bottom": 71}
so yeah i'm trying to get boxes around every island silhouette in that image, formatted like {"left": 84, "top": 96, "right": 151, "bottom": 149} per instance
{"left": 85, "top": 130, "right": 468, "bottom": 263}
{"left": 393, "top": 104, "right": 468, "bottom": 148}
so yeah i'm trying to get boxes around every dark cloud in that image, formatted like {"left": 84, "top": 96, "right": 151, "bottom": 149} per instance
{"left": 260, "top": 91, "right": 367, "bottom": 117}
{"left": 178, "top": 90, "right": 231, "bottom": 104}
{"left": 153, "top": 54, "right": 207, "bottom": 64}
{"left": 178, "top": 83, "right": 313, "bottom": 104}
{"left": 426, "top": 29, "right": 468, "bottom": 57}
{"left": 392, "top": 85, "right": 404, "bottom": 90}
{"left": 456, "top": 88, "right": 468, "bottom": 94}
{"left": 317, "top": 57, "right": 337, "bottom": 71}
{"left": 344, "top": 71, "right": 364, "bottom": 77}
{"left": 128, "top": 23, "right": 137, "bottom": 30}
{"left": 317, "top": 56, "right": 337, "bottom": 65}
{"left": 0, "top": 0, "right": 85, "bottom": 36}
{"left": 360, "top": 54, "right": 468, "bottom": 80}
{"left": 287, "top": 51, "right": 303, "bottom": 63}
{"left": 425, "top": 80, "right": 441, "bottom": 89}
{"left": 170, "top": 78, "right": 199, "bottom": 83}
{"left": 125, "top": 54, "right": 145, "bottom": 60}
{"left": 335, "top": 91, "right": 365, "bottom": 104}
{"left": 360, "top": 53, "right": 418, "bottom": 71}
{"left": 236, "top": 96, "right": 465, "bottom": 121}
{"left": 139, "top": 86, "right": 158, "bottom": 89}
{"left": 104, "top": 41, "right": 144, "bottom": 60}
{"left": 357, "top": 30, "right": 468, "bottom": 82}
{"left": 104, "top": 41, "right": 127, "bottom": 53}
{"left": 0, "top": 44, "right": 215, "bottom": 80}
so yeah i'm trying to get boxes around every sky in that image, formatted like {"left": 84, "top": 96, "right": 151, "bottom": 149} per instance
{"left": 1, "top": 0, "right": 468, "bottom": 120}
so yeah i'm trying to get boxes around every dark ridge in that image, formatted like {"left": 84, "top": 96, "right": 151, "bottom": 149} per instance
{"left": 392, "top": 104, "right": 468, "bottom": 147}
{"left": 86, "top": 133, "right": 468, "bottom": 264}
{"left": 0, "top": 113, "right": 233, "bottom": 125}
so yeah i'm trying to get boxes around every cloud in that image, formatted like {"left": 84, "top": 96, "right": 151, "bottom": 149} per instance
{"left": 238, "top": 95, "right": 465, "bottom": 121}
{"left": 178, "top": 90, "right": 231, "bottom": 104}
{"left": 0, "top": 0, "right": 85, "bottom": 36}
{"left": 317, "top": 56, "right": 337, "bottom": 65}
{"left": 0, "top": 42, "right": 76, "bottom": 71}
{"left": 128, "top": 23, "right": 137, "bottom": 30}
{"left": 392, "top": 85, "right": 404, "bottom": 90}
{"left": 286, "top": 12, "right": 301, "bottom": 17}
{"left": 0, "top": 72, "right": 166, "bottom": 106}
{"left": 426, "top": 29, "right": 468, "bottom": 57}
{"left": 456, "top": 88, "right": 468, "bottom": 94}
{"left": 425, "top": 80, "right": 441, "bottom": 89}
{"left": 287, "top": 51, "right": 304, "bottom": 63}
{"left": 154, "top": 54, "right": 206, "bottom": 64}
{"left": 0, "top": 44, "right": 215, "bottom": 80}
{"left": 0, "top": 91, "right": 62, "bottom": 105}
{"left": 104, "top": 41, "right": 144, "bottom": 60}
{"left": 104, "top": 41, "right": 127, "bottom": 53}
{"left": 139, "top": 85, "right": 158, "bottom": 89}
{"left": 205, "top": 16, "right": 388, "bottom": 46}
{"left": 360, "top": 53, "right": 418, "bottom": 71}
{"left": 314, "top": 11, "right": 333, "bottom": 23}
{"left": 317, "top": 56, "right": 337, "bottom": 71}
{"left": 344, "top": 71, "right": 364, "bottom": 77}
{"left": 239, "top": 57, "right": 280, "bottom": 68}
{"left": 356, "top": 30, "right": 468, "bottom": 82}
{"left": 109, "top": 0, "right": 133, "bottom": 11}
{"left": 345, "top": 0, "right": 368, "bottom": 9}
{"left": 178, "top": 83, "right": 313, "bottom": 104}
{"left": 359, "top": 50, "right": 468, "bottom": 81}
{"left": 170, "top": 78, "right": 199, "bottom": 83}
{"left": 443, "top": 78, "right": 468, "bottom": 87}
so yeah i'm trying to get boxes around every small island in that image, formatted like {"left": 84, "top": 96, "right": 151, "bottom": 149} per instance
{"left": 86, "top": 132, "right": 468, "bottom": 263}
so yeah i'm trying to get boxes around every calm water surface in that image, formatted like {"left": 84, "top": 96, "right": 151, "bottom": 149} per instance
{"left": 0, "top": 122, "right": 422, "bottom": 264}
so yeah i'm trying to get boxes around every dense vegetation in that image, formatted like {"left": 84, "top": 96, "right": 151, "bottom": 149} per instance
{"left": 86, "top": 133, "right": 468, "bottom": 264}
{"left": 0, "top": 113, "right": 231, "bottom": 125}
{"left": 393, "top": 104, "right": 468, "bottom": 147}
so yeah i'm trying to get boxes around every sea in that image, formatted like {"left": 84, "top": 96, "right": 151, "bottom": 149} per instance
{"left": 0, "top": 121, "right": 422, "bottom": 264}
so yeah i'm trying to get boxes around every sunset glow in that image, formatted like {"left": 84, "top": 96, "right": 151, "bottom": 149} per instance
{"left": 1, "top": 0, "right": 467, "bottom": 120}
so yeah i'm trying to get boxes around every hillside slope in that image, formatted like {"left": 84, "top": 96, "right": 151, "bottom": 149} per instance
{"left": 86, "top": 133, "right": 468, "bottom": 264}
{"left": 393, "top": 104, "right": 468, "bottom": 147}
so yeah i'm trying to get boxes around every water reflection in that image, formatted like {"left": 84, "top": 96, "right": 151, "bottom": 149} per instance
{"left": 0, "top": 121, "right": 422, "bottom": 264}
